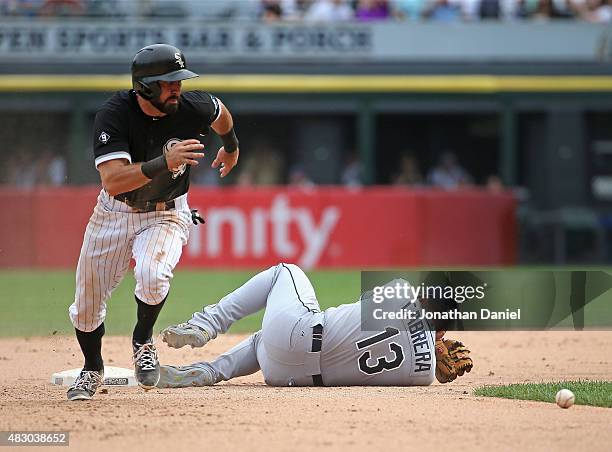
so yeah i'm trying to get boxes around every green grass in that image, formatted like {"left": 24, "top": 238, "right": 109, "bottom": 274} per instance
{"left": 474, "top": 381, "right": 612, "bottom": 408}
{"left": 2, "top": 267, "right": 612, "bottom": 337}
{"left": 0, "top": 269, "right": 360, "bottom": 337}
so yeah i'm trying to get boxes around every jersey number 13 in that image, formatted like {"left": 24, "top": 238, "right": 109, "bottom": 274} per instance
{"left": 356, "top": 327, "right": 405, "bottom": 375}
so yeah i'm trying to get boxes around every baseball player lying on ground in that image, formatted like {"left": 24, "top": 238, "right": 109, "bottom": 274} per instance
{"left": 157, "top": 263, "right": 472, "bottom": 387}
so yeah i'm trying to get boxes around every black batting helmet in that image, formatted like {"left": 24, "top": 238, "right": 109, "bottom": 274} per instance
{"left": 131, "top": 44, "right": 198, "bottom": 100}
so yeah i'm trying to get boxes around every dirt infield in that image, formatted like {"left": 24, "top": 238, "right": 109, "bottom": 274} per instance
{"left": 0, "top": 332, "right": 611, "bottom": 452}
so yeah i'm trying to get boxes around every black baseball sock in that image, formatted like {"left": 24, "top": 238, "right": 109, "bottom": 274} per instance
{"left": 132, "top": 295, "right": 167, "bottom": 344}
{"left": 75, "top": 323, "right": 105, "bottom": 371}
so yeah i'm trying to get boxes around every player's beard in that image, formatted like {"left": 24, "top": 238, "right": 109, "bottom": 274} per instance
{"left": 151, "top": 96, "right": 179, "bottom": 115}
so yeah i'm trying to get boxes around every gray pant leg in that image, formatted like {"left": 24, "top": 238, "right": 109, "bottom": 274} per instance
{"left": 188, "top": 265, "right": 281, "bottom": 337}
{"left": 261, "top": 263, "right": 321, "bottom": 329}
{"left": 188, "top": 263, "right": 323, "bottom": 387}
{"left": 188, "top": 263, "right": 320, "bottom": 338}
{"left": 258, "top": 263, "right": 321, "bottom": 357}
{"left": 203, "top": 332, "right": 262, "bottom": 383}
{"left": 259, "top": 264, "right": 323, "bottom": 386}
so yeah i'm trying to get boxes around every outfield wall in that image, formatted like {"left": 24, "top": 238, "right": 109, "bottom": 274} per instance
{"left": 0, "top": 187, "right": 516, "bottom": 269}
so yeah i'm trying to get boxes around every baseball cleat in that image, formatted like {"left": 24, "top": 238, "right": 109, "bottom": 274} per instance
{"left": 161, "top": 322, "right": 210, "bottom": 349}
{"left": 156, "top": 364, "right": 215, "bottom": 388}
{"left": 133, "top": 340, "right": 160, "bottom": 389}
{"left": 67, "top": 369, "right": 104, "bottom": 401}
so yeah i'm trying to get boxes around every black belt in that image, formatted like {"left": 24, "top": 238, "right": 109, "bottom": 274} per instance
{"left": 311, "top": 324, "right": 324, "bottom": 386}
{"left": 115, "top": 196, "right": 175, "bottom": 213}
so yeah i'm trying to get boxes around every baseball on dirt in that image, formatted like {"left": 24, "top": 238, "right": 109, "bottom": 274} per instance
{"left": 555, "top": 389, "right": 575, "bottom": 409}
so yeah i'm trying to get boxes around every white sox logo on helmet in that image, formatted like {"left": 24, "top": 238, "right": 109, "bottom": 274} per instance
{"left": 174, "top": 52, "right": 185, "bottom": 68}
{"left": 163, "top": 138, "right": 187, "bottom": 179}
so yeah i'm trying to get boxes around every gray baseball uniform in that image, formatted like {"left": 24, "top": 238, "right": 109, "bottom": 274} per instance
{"left": 184, "top": 263, "right": 436, "bottom": 386}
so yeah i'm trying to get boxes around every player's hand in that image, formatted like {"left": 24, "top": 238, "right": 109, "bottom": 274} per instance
{"left": 165, "top": 139, "right": 205, "bottom": 170}
{"left": 211, "top": 147, "right": 239, "bottom": 178}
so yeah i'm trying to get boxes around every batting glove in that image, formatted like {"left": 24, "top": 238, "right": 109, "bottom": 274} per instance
{"left": 191, "top": 209, "right": 205, "bottom": 225}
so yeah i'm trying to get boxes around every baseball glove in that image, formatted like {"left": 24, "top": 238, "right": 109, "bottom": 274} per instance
{"left": 435, "top": 338, "right": 473, "bottom": 383}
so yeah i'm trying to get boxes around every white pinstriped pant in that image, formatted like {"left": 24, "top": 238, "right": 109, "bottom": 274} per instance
{"left": 69, "top": 189, "right": 191, "bottom": 332}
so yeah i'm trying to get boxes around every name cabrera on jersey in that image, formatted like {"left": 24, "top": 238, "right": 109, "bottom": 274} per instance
{"left": 92, "top": 89, "right": 220, "bottom": 204}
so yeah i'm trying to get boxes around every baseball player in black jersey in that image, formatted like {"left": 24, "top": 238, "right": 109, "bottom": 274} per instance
{"left": 67, "top": 43, "right": 240, "bottom": 401}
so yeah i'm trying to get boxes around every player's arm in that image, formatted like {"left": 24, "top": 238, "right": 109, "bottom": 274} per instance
{"left": 210, "top": 99, "right": 239, "bottom": 178}
{"left": 98, "top": 139, "right": 205, "bottom": 196}
{"left": 98, "top": 159, "right": 149, "bottom": 196}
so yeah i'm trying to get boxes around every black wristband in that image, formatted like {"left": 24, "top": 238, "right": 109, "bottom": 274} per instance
{"left": 141, "top": 154, "right": 168, "bottom": 179}
{"left": 220, "top": 128, "right": 239, "bottom": 154}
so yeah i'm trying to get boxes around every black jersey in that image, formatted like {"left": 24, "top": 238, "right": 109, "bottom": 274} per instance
{"left": 93, "top": 89, "right": 220, "bottom": 204}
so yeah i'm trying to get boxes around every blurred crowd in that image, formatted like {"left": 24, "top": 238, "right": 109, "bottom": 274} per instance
{"left": 0, "top": 145, "right": 502, "bottom": 192}
{"left": 1, "top": 149, "right": 67, "bottom": 187}
{"left": 1, "top": 0, "right": 610, "bottom": 22}
{"left": 192, "top": 141, "right": 503, "bottom": 192}
{"left": 389, "top": 150, "right": 504, "bottom": 192}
